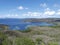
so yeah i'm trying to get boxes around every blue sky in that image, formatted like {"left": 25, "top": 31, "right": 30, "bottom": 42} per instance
{"left": 0, "top": 0, "right": 60, "bottom": 18}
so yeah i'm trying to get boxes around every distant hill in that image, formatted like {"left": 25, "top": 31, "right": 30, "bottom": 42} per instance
{"left": 0, "top": 18, "right": 60, "bottom": 22}
{"left": 22, "top": 18, "right": 60, "bottom": 22}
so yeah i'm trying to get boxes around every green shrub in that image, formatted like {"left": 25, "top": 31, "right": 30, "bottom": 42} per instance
{"left": 48, "top": 41, "right": 58, "bottom": 45}
{"left": 14, "top": 37, "right": 35, "bottom": 45}
{"left": 20, "top": 28, "right": 31, "bottom": 33}
{"left": 2, "top": 39, "right": 12, "bottom": 45}
{"left": 50, "top": 25, "right": 60, "bottom": 28}
{"left": 36, "top": 38, "right": 45, "bottom": 45}
{"left": 0, "top": 32, "right": 7, "bottom": 39}
{"left": 0, "top": 32, "right": 7, "bottom": 45}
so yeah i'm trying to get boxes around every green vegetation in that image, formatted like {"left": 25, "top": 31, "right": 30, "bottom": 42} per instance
{"left": 48, "top": 41, "right": 58, "bottom": 45}
{"left": 0, "top": 32, "right": 7, "bottom": 45}
{"left": 2, "top": 39, "right": 12, "bottom": 45}
{"left": 0, "top": 22, "right": 60, "bottom": 45}
{"left": 15, "top": 37, "right": 35, "bottom": 45}
{"left": 36, "top": 38, "right": 45, "bottom": 45}
{"left": 20, "top": 27, "right": 32, "bottom": 33}
{"left": 0, "top": 32, "right": 7, "bottom": 39}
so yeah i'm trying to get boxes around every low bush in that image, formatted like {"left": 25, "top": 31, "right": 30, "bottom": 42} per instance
{"left": 36, "top": 38, "right": 45, "bottom": 45}
{"left": 20, "top": 27, "right": 31, "bottom": 33}
{"left": 14, "top": 37, "right": 35, "bottom": 45}
{"left": 48, "top": 41, "right": 58, "bottom": 45}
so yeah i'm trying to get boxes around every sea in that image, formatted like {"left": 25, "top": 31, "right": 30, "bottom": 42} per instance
{"left": 0, "top": 18, "right": 54, "bottom": 30}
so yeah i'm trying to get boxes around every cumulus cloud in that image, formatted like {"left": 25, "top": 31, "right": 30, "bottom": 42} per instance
{"left": 40, "top": 3, "right": 47, "bottom": 7}
{"left": 43, "top": 8, "right": 55, "bottom": 15}
{"left": 57, "top": 9, "right": 60, "bottom": 11}
{"left": 18, "top": 6, "right": 24, "bottom": 10}
{"left": 1, "top": 7, "right": 60, "bottom": 18}
{"left": 56, "top": 9, "right": 60, "bottom": 15}
{"left": 22, "top": 8, "right": 57, "bottom": 18}
{"left": 23, "top": 12, "right": 42, "bottom": 17}
{"left": 44, "top": 10, "right": 55, "bottom": 15}
{"left": 56, "top": 12, "right": 60, "bottom": 15}
{"left": 18, "top": 6, "right": 28, "bottom": 10}
{"left": 44, "top": 11, "right": 55, "bottom": 15}
{"left": 6, "top": 8, "right": 60, "bottom": 18}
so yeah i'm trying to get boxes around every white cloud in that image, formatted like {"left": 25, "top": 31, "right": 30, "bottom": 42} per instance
{"left": 43, "top": 8, "right": 55, "bottom": 15}
{"left": 8, "top": 14, "right": 27, "bottom": 18}
{"left": 18, "top": 6, "right": 28, "bottom": 10}
{"left": 44, "top": 10, "right": 55, "bottom": 15}
{"left": 4, "top": 14, "right": 21, "bottom": 18}
{"left": 22, "top": 7, "right": 57, "bottom": 18}
{"left": 18, "top": 6, "right": 24, "bottom": 10}
{"left": 56, "top": 12, "right": 60, "bottom": 15}
{"left": 57, "top": 9, "right": 60, "bottom": 12}
{"left": 23, "top": 8, "right": 56, "bottom": 18}
{"left": 40, "top": 3, "right": 47, "bottom": 7}
{"left": 56, "top": 9, "right": 60, "bottom": 15}
{"left": 1, "top": 7, "right": 60, "bottom": 18}
{"left": 45, "top": 8, "right": 50, "bottom": 11}
{"left": 23, "top": 12, "right": 42, "bottom": 16}
{"left": 31, "top": 12, "right": 42, "bottom": 16}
